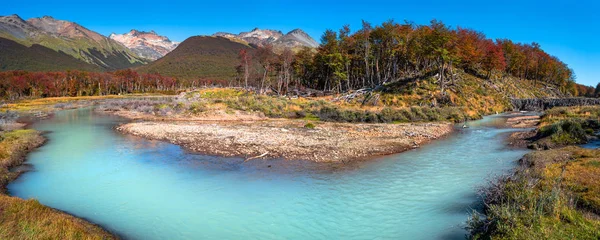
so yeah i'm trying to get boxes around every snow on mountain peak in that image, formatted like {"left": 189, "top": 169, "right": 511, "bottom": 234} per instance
{"left": 110, "top": 30, "right": 179, "bottom": 60}
{"left": 212, "top": 28, "right": 318, "bottom": 49}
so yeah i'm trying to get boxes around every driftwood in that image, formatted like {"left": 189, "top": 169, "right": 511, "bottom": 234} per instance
{"left": 511, "top": 98, "right": 600, "bottom": 111}
{"left": 333, "top": 88, "right": 372, "bottom": 102}
{"left": 244, "top": 152, "right": 269, "bottom": 162}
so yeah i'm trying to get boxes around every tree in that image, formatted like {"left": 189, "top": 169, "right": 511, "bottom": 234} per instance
{"left": 238, "top": 49, "right": 251, "bottom": 88}
{"left": 482, "top": 40, "right": 506, "bottom": 79}
{"left": 278, "top": 48, "right": 294, "bottom": 94}
{"left": 255, "top": 44, "right": 275, "bottom": 93}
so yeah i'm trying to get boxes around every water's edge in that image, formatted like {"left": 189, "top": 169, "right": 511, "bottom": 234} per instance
{"left": 7, "top": 127, "right": 124, "bottom": 238}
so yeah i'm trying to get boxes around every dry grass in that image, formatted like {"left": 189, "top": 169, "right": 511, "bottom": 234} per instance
{"left": 468, "top": 146, "right": 600, "bottom": 239}
{"left": 176, "top": 88, "right": 471, "bottom": 123}
{"left": 542, "top": 106, "right": 600, "bottom": 126}
{"left": 0, "top": 195, "right": 115, "bottom": 239}
{"left": 544, "top": 147, "right": 600, "bottom": 214}
{"left": 1, "top": 94, "right": 168, "bottom": 112}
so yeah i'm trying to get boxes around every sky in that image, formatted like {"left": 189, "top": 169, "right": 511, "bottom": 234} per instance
{"left": 3, "top": 0, "right": 599, "bottom": 86}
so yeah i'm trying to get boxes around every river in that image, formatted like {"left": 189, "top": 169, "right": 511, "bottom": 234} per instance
{"left": 8, "top": 108, "right": 529, "bottom": 239}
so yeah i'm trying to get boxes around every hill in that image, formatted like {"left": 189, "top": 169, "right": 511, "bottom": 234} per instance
{"left": 0, "top": 15, "right": 147, "bottom": 70}
{"left": 0, "top": 37, "right": 100, "bottom": 72}
{"left": 136, "top": 36, "right": 252, "bottom": 80}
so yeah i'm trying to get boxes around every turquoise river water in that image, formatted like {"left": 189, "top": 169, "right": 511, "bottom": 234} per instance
{"left": 8, "top": 108, "right": 530, "bottom": 239}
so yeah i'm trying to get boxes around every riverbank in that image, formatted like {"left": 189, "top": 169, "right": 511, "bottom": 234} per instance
{"left": 0, "top": 127, "right": 116, "bottom": 239}
{"left": 117, "top": 120, "right": 453, "bottom": 162}
{"left": 468, "top": 106, "right": 600, "bottom": 239}
{"left": 468, "top": 147, "right": 600, "bottom": 239}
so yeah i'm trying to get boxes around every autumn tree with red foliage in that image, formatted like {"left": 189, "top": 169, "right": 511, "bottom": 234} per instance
{"left": 482, "top": 40, "right": 506, "bottom": 78}
{"left": 0, "top": 70, "right": 182, "bottom": 100}
{"left": 292, "top": 19, "right": 581, "bottom": 96}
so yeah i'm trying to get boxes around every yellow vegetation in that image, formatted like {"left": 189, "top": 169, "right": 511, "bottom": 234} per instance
{"left": 0, "top": 195, "right": 115, "bottom": 239}
{"left": 1, "top": 94, "right": 165, "bottom": 112}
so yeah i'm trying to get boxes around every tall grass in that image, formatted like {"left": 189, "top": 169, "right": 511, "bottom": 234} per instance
{"left": 468, "top": 147, "right": 600, "bottom": 239}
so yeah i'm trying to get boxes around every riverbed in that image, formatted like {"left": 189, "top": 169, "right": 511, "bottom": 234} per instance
{"left": 8, "top": 108, "right": 529, "bottom": 239}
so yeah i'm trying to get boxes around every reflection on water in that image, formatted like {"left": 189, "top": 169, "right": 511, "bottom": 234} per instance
{"left": 8, "top": 109, "right": 529, "bottom": 240}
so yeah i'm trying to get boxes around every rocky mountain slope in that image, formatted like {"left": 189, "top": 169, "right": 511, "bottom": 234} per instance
{"left": 109, "top": 30, "right": 179, "bottom": 60}
{"left": 0, "top": 15, "right": 147, "bottom": 70}
{"left": 0, "top": 37, "right": 100, "bottom": 72}
{"left": 213, "top": 28, "right": 318, "bottom": 50}
{"left": 136, "top": 36, "right": 251, "bottom": 80}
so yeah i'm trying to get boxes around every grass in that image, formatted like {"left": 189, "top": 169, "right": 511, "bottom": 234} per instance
{"left": 0, "top": 195, "right": 115, "bottom": 239}
{"left": 380, "top": 69, "right": 565, "bottom": 117}
{"left": 91, "top": 88, "right": 471, "bottom": 123}
{"left": 1, "top": 94, "right": 169, "bottom": 112}
{"left": 468, "top": 147, "right": 600, "bottom": 239}
{"left": 198, "top": 88, "right": 471, "bottom": 123}
{"left": 542, "top": 106, "right": 600, "bottom": 126}
{"left": 0, "top": 128, "right": 116, "bottom": 239}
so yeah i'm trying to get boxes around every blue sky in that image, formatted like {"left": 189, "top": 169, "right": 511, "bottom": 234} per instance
{"left": 3, "top": 0, "right": 599, "bottom": 86}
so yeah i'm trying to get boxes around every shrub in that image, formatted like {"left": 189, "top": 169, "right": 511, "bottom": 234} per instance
{"left": 538, "top": 119, "right": 588, "bottom": 145}
{"left": 188, "top": 102, "right": 207, "bottom": 114}
{"left": 316, "top": 107, "right": 341, "bottom": 122}
{"left": 378, "top": 107, "right": 395, "bottom": 122}
{"left": 304, "top": 122, "right": 315, "bottom": 129}
{"left": 410, "top": 106, "right": 428, "bottom": 121}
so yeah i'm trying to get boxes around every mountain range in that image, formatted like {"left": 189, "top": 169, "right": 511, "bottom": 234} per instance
{"left": 0, "top": 15, "right": 147, "bottom": 70}
{"left": 213, "top": 28, "right": 319, "bottom": 50}
{"left": 0, "top": 14, "right": 320, "bottom": 78}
